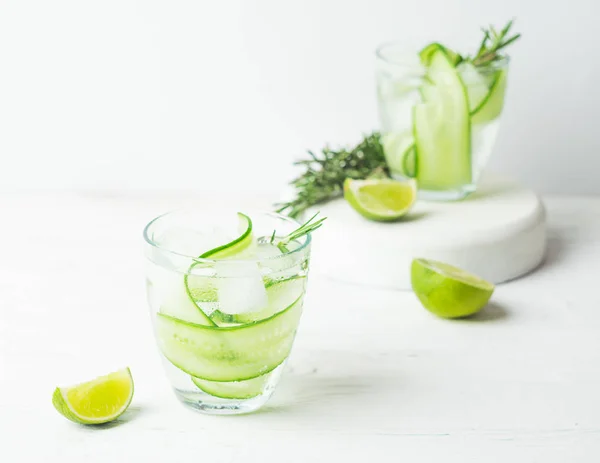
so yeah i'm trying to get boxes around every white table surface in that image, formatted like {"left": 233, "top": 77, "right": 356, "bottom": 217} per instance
{"left": 1, "top": 192, "right": 599, "bottom": 462}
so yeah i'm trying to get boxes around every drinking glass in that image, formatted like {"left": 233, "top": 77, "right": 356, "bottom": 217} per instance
{"left": 376, "top": 42, "right": 509, "bottom": 200}
{"left": 144, "top": 210, "right": 311, "bottom": 414}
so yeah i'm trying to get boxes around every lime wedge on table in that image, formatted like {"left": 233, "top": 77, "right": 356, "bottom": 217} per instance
{"left": 343, "top": 178, "right": 417, "bottom": 221}
{"left": 52, "top": 368, "right": 134, "bottom": 424}
{"left": 411, "top": 258, "right": 494, "bottom": 318}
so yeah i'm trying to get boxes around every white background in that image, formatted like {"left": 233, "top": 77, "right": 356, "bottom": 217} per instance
{"left": 1, "top": 0, "right": 598, "bottom": 195}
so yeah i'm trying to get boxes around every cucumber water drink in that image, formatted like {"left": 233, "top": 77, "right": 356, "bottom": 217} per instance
{"left": 144, "top": 210, "right": 312, "bottom": 415}
{"left": 376, "top": 42, "right": 508, "bottom": 200}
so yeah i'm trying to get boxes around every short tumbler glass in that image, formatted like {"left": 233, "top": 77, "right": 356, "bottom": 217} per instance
{"left": 144, "top": 210, "right": 311, "bottom": 415}
{"left": 376, "top": 42, "right": 509, "bottom": 200}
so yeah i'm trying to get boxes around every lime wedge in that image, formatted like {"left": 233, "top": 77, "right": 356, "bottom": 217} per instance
{"left": 52, "top": 368, "right": 134, "bottom": 424}
{"left": 411, "top": 258, "right": 494, "bottom": 318}
{"left": 343, "top": 178, "right": 417, "bottom": 221}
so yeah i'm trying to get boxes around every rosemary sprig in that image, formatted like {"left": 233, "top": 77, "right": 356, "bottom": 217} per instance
{"left": 469, "top": 19, "right": 520, "bottom": 67}
{"left": 275, "top": 132, "right": 388, "bottom": 218}
{"left": 270, "top": 212, "right": 326, "bottom": 253}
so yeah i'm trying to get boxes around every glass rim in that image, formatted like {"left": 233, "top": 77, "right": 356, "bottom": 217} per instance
{"left": 143, "top": 208, "right": 312, "bottom": 265}
{"left": 375, "top": 41, "right": 510, "bottom": 70}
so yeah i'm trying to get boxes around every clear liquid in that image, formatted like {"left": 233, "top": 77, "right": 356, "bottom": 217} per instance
{"left": 376, "top": 66, "right": 504, "bottom": 200}
{"left": 146, "top": 238, "right": 308, "bottom": 414}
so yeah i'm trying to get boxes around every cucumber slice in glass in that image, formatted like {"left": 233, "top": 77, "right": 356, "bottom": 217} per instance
{"left": 414, "top": 49, "right": 471, "bottom": 190}
{"left": 155, "top": 291, "right": 304, "bottom": 382}
{"left": 472, "top": 69, "right": 507, "bottom": 124}
{"left": 402, "top": 146, "right": 417, "bottom": 178}
{"left": 175, "top": 213, "right": 254, "bottom": 327}
{"left": 419, "top": 43, "right": 461, "bottom": 66}
{"left": 191, "top": 369, "right": 274, "bottom": 399}
{"left": 458, "top": 62, "right": 491, "bottom": 113}
{"left": 200, "top": 213, "right": 254, "bottom": 260}
{"left": 382, "top": 131, "right": 415, "bottom": 178}
{"left": 155, "top": 268, "right": 217, "bottom": 326}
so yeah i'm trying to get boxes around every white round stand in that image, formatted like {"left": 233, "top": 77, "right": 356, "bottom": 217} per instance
{"left": 308, "top": 175, "right": 547, "bottom": 290}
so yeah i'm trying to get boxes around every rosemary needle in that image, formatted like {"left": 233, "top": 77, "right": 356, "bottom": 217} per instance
{"left": 270, "top": 213, "right": 326, "bottom": 253}
{"left": 275, "top": 133, "right": 388, "bottom": 219}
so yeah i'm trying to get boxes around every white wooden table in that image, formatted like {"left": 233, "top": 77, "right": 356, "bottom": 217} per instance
{"left": 1, "top": 192, "right": 599, "bottom": 462}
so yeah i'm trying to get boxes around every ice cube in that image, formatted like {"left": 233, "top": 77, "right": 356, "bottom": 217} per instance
{"left": 215, "top": 261, "right": 268, "bottom": 314}
{"left": 257, "top": 241, "right": 304, "bottom": 281}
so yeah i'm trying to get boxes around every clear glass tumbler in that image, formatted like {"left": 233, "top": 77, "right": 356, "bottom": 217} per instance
{"left": 375, "top": 42, "right": 509, "bottom": 200}
{"left": 144, "top": 209, "right": 311, "bottom": 415}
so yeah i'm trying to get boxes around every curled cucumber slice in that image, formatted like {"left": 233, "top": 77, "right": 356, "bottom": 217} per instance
{"left": 414, "top": 49, "right": 471, "bottom": 190}
{"left": 402, "top": 146, "right": 417, "bottom": 179}
{"left": 173, "top": 213, "right": 254, "bottom": 327}
{"left": 458, "top": 62, "right": 491, "bottom": 113}
{"left": 198, "top": 213, "right": 254, "bottom": 260}
{"left": 156, "top": 288, "right": 304, "bottom": 382}
{"left": 419, "top": 43, "right": 461, "bottom": 66}
{"left": 472, "top": 69, "right": 507, "bottom": 124}
{"left": 192, "top": 368, "right": 276, "bottom": 399}
{"left": 382, "top": 131, "right": 415, "bottom": 178}
{"left": 154, "top": 268, "right": 217, "bottom": 326}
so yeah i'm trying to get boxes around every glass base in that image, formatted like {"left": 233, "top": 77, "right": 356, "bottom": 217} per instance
{"left": 174, "top": 388, "right": 274, "bottom": 415}
{"left": 170, "top": 363, "right": 285, "bottom": 415}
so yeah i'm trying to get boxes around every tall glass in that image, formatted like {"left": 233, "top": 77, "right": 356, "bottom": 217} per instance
{"left": 376, "top": 42, "right": 509, "bottom": 200}
{"left": 144, "top": 210, "right": 311, "bottom": 415}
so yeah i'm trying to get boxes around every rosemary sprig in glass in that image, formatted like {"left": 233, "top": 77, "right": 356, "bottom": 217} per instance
{"left": 270, "top": 212, "right": 326, "bottom": 253}
{"left": 469, "top": 19, "right": 521, "bottom": 67}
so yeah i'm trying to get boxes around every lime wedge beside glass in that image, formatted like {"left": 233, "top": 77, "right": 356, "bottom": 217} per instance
{"left": 343, "top": 178, "right": 417, "bottom": 221}
{"left": 411, "top": 258, "right": 494, "bottom": 318}
{"left": 52, "top": 368, "right": 134, "bottom": 424}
